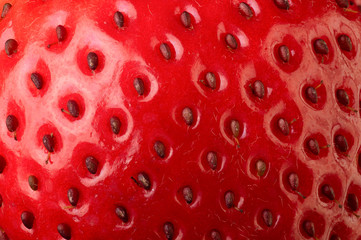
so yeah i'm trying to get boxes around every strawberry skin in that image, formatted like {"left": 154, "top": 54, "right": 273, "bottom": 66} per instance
{"left": 0, "top": 0, "right": 361, "bottom": 239}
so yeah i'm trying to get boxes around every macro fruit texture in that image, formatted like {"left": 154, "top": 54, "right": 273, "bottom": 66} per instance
{"left": 0, "top": 0, "right": 361, "bottom": 239}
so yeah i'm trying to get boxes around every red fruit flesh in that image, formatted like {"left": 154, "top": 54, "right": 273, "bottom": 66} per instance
{"left": 0, "top": 0, "right": 361, "bottom": 239}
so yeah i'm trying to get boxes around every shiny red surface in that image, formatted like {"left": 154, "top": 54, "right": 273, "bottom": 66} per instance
{"left": 0, "top": 0, "right": 360, "bottom": 239}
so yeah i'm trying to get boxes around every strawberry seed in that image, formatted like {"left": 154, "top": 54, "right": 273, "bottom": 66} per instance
{"left": 307, "top": 139, "right": 320, "bottom": 155}
{"left": 250, "top": 80, "right": 265, "bottom": 99}
{"left": 115, "top": 206, "right": 129, "bottom": 223}
{"left": 110, "top": 116, "right": 121, "bottom": 134}
{"left": 277, "top": 118, "right": 290, "bottom": 136}
{"left": 302, "top": 220, "right": 316, "bottom": 238}
{"left": 160, "top": 43, "right": 171, "bottom": 60}
{"left": 305, "top": 86, "right": 318, "bottom": 103}
{"left": 28, "top": 175, "right": 38, "bottom": 191}
{"left": 336, "top": 89, "right": 349, "bottom": 106}
{"left": 337, "top": 34, "right": 352, "bottom": 52}
{"left": 278, "top": 45, "right": 290, "bottom": 63}
{"left": 67, "top": 187, "right": 79, "bottom": 207}
{"left": 1, "top": 3, "right": 11, "bottom": 19}
{"left": 163, "top": 222, "right": 174, "bottom": 240}
{"left": 262, "top": 209, "right": 273, "bottom": 227}
{"left": 5, "top": 39, "right": 18, "bottom": 56}
{"left": 204, "top": 72, "right": 217, "bottom": 90}
{"left": 154, "top": 141, "right": 166, "bottom": 158}
{"left": 21, "top": 211, "right": 34, "bottom": 229}
{"left": 346, "top": 193, "right": 359, "bottom": 212}
{"left": 288, "top": 172, "right": 306, "bottom": 199}
{"left": 336, "top": 0, "right": 349, "bottom": 8}
{"left": 182, "top": 186, "right": 193, "bottom": 204}
{"left": 47, "top": 25, "right": 67, "bottom": 48}
{"left": 182, "top": 107, "right": 193, "bottom": 126}
{"left": 114, "top": 11, "right": 124, "bottom": 28}
{"left": 180, "top": 11, "right": 191, "bottom": 28}
{"left": 334, "top": 134, "right": 348, "bottom": 152}
{"left": 210, "top": 230, "right": 221, "bottom": 240}
{"left": 87, "top": 52, "right": 99, "bottom": 71}
{"left": 43, "top": 134, "right": 54, "bottom": 153}
{"left": 239, "top": 2, "right": 253, "bottom": 19}
{"left": 207, "top": 151, "right": 218, "bottom": 170}
{"left": 61, "top": 100, "right": 80, "bottom": 118}
{"left": 255, "top": 159, "right": 267, "bottom": 177}
{"left": 314, "top": 39, "right": 329, "bottom": 55}
{"left": 132, "top": 172, "right": 151, "bottom": 190}
{"left": 6, "top": 115, "right": 18, "bottom": 140}
{"left": 274, "top": 0, "right": 290, "bottom": 10}
{"left": 57, "top": 223, "right": 71, "bottom": 240}
{"left": 133, "top": 77, "right": 145, "bottom": 95}
{"left": 0, "top": 156, "right": 6, "bottom": 174}
{"left": 225, "top": 33, "right": 238, "bottom": 50}
{"left": 31, "top": 73, "right": 43, "bottom": 90}
{"left": 85, "top": 156, "right": 99, "bottom": 174}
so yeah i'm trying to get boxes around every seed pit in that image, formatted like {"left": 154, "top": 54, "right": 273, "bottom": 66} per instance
{"left": 282, "top": 164, "right": 313, "bottom": 199}
{"left": 303, "top": 134, "right": 329, "bottom": 159}
{"left": 301, "top": 81, "right": 327, "bottom": 109}
{"left": 299, "top": 211, "right": 326, "bottom": 240}
{"left": 27, "top": 59, "right": 51, "bottom": 97}
{"left": 77, "top": 47, "right": 105, "bottom": 75}
{"left": 318, "top": 175, "right": 343, "bottom": 206}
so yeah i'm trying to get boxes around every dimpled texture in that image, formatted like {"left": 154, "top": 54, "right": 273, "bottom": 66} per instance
{"left": 0, "top": 0, "right": 361, "bottom": 239}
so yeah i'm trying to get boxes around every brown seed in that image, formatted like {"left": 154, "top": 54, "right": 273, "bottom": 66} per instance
{"left": 163, "top": 222, "right": 174, "bottom": 240}
{"left": 306, "top": 139, "right": 320, "bottom": 155}
{"left": 288, "top": 172, "right": 299, "bottom": 191}
{"left": 110, "top": 116, "right": 121, "bottom": 134}
{"left": 330, "top": 235, "right": 341, "bottom": 240}
{"left": 230, "top": 120, "right": 241, "bottom": 138}
{"left": 239, "top": 2, "right": 253, "bottom": 19}
{"left": 1, "top": 3, "right": 11, "bottom": 19}
{"left": 115, "top": 206, "right": 129, "bottom": 223}
{"left": 255, "top": 160, "right": 267, "bottom": 177}
{"left": 274, "top": 0, "right": 290, "bottom": 9}
{"left": 67, "top": 187, "right": 79, "bottom": 206}
{"left": 160, "top": 43, "right": 171, "bottom": 60}
{"left": 336, "top": 0, "right": 349, "bottom": 8}
{"left": 251, "top": 80, "right": 265, "bottom": 99}
{"left": 182, "top": 107, "right": 193, "bottom": 126}
{"left": 180, "top": 11, "right": 191, "bottom": 28}
{"left": 207, "top": 151, "right": 218, "bottom": 170}
{"left": 346, "top": 193, "right": 359, "bottom": 212}
{"left": 0, "top": 156, "right": 6, "bottom": 174}
{"left": 30, "top": 73, "right": 43, "bottom": 89}
{"left": 205, "top": 72, "right": 217, "bottom": 89}
{"left": 57, "top": 223, "right": 71, "bottom": 240}
{"left": 66, "top": 100, "right": 80, "bottom": 118}
{"left": 321, "top": 184, "right": 335, "bottom": 200}
{"left": 302, "top": 220, "right": 316, "bottom": 237}
{"left": 224, "top": 191, "right": 235, "bottom": 208}
{"left": 137, "top": 172, "right": 151, "bottom": 190}
{"left": 56, "top": 25, "right": 67, "bottom": 42}
{"left": 85, "top": 156, "right": 99, "bottom": 174}
{"left": 336, "top": 89, "right": 349, "bottom": 106}
{"left": 337, "top": 35, "right": 352, "bottom": 52}
{"left": 277, "top": 118, "right": 289, "bottom": 136}
{"left": 278, "top": 45, "right": 290, "bottom": 63}
{"left": 21, "top": 211, "right": 34, "bottom": 229}
{"left": 5, "top": 39, "right": 18, "bottom": 56}
{"left": 28, "top": 175, "right": 38, "bottom": 191}
{"left": 43, "top": 134, "right": 54, "bottom": 152}
{"left": 87, "top": 52, "right": 99, "bottom": 71}
{"left": 154, "top": 141, "right": 166, "bottom": 158}
{"left": 225, "top": 34, "right": 238, "bottom": 50}
{"left": 6, "top": 115, "right": 18, "bottom": 133}
{"left": 334, "top": 134, "right": 348, "bottom": 152}
{"left": 182, "top": 186, "right": 193, "bottom": 204}
{"left": 262, "top": 209, "right": 273, "bottom": 227}
{"left": 0, "top": 230, "right": 9, "bottom": 240}
{"left": 314, "top": 39, "right": 329, "bottom": 55}
{"left": 305, "top": 87, "right": 318, "bottom": 104}
{"left": 114, "top": 11, "right": 124, "bottom": 28}
{"left": 210, "top": 229, "right": 222, "bottom": 240}
{"left": 133, "top": 78, "right": 145, "bottom": 95}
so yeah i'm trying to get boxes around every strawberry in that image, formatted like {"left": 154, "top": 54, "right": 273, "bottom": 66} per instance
{"left": 0, "top": 0, "right": 361, "bottom": 239}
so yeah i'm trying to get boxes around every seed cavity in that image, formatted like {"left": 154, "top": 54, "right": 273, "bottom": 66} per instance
{"left": 110, "top": 116, "right": 121, "bottom": 134}
{"left": 306, "top": 139, "right": 320, "bottom": 155}
{"left": 115, "top": 206, "right": 129, "bottom": 223}
{"left": 182, "top": 186, "right": 193, "bottom": 204}
{"left": 30, "top": 73, "right": 43, "bottom": 90}
{"left": 334, "top": 134, "right": 348, "bottom": 152}
{"left": 182, "top": 107, "right": 193, "bottom": 126}
{"left": 277, "top": 118, "right": 290, "bottom": 136}
{"left": 62, "top": 100, "right": 80, "bottom": 118}
{"left": 160, "top": 43, "right": 171, "bottom": 60}
{"left": 302, "top": 220, "right": 316, "bottom": 238}
{"left": 278, "top": 45, "right": 290, "bottom": 63}
{"left": 28, "top": 175, "right": 38, "bottom": 191}
{"left": 154, "top": 141, "right": 166, "bottom": 158}
{"left": 21, "top": 211, "right": 34, "bottom": 229}
{"left": 321, "top": 184, "right": 342, "bottom": 207}
{"left": 225, "top": 34, "right": 238, "bottom": 50}
{"left": 43, "top": 134, "right": 54, "bottom": 153}
{"left": 336, "top": 0, "right": 349, "bottom": 8}
{"left": 313, "top": 39, "right": 329, "bottom": 55}
{"left": 0, "top": 156, "right": 5, "bottom": 173}
{"left": 239, "top": 2, "right": 253, "bottom": 19}
{"left": 337, "top": 35, "right": 352, "bottom": 52}
{"left": 57, "top": 223, "right": 71, "bottom": 240}
{"left": 274, "top": 0, "right": 290, "bottom": 10}
{"left": 5, "top": 39, "right": 18, "bottom": 56}
{"left": 1, "top": 3, "right": 11, "bottom": 19}
{"left": 180, "top": 11, "right": 192, "bottom": 28}
{"left": 207, "top": 151, "right": 218, "bottom": 170}
{"left": 163, "top": 222, "right": 174, "bottom": 240}
{"left": 210, "top": 230, "right": 222, "bottom": 240}
{"left": 131, "top": 172, "right": 151, "bottom": 190}
{"left": 67, "top": 187, "right": 79, "bottom": 207}
{"left": 262, "top": 209, "right": 273, "bottom": 227}
{"left": 305, "top": 87, "right": 318, "bottom": 104}
{"left": 133, "top": 78, "right": 145, "bottom": 95}
{"left": 346, "top": 193, "right": 359, "bottom": 212}
{"left": 85, "top": 156, "right": 99, "bottom": 174}
{"left": 255, "top": 160, "right": 267, "bottom": 177}
{"left": 87, "top": 52, "right": 99, "bottom": 71}
{"left": 114, "top": 11, "right": 124, "bottom": 28}
{"left": 250, "top": 80, "right": 265, "bottom": 99}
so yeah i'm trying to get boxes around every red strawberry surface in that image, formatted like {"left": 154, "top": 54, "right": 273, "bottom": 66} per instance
{"left": 0, "top": 0, "right": 361, "bottom": 239}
